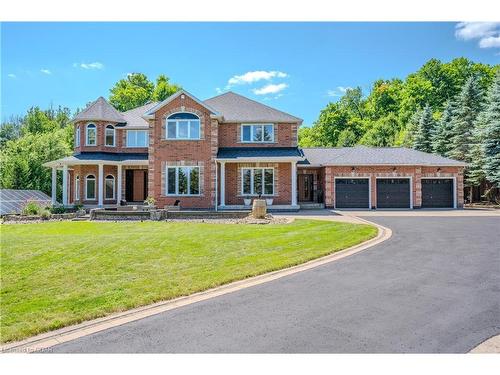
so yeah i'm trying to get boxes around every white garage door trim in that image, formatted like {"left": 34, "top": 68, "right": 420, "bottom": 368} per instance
{"left": 375, "top": 176, "right": 413, "bottom": 209}
{"left": 420, "top": 176, "right": 457, "bottom": 209}
{"left": 333, "top": 176, "right": 371, "bottom": 209}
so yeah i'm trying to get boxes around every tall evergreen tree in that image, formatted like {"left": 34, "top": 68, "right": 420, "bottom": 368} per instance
{"left": 432, "top": 100, "right": 455, "bottom": 156}
{"left": 413, "top": 104, "right": 435, "bottom": 153}
{"left": 448, "top": 75, "right": 484, "bottom": 162}
{"left": 482, "top": 71, "right": 500, "bottom": 188}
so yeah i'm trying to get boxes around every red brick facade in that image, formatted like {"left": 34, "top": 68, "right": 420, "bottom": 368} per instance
{"left": 218, "top": 123, "right": 298, "bottom": 147}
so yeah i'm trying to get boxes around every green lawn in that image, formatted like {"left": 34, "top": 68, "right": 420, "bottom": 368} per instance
{"left": 0, "top": 219, "right": 376, "bottom": 343}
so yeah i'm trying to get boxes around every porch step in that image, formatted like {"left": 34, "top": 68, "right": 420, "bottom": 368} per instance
{"left": 299, "top": 202, "right": 325, "bottom": 210}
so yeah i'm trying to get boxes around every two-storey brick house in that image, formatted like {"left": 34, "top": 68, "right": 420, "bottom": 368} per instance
{"left": 45, "top": 90, "right": 466, "bottom": 210}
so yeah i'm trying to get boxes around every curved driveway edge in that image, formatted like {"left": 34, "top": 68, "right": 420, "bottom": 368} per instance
{"left": 469, "top": 334, "right": 500, "bottom": 353}
{"left": 1, "top": 218, "right": 391, "bottom": 353}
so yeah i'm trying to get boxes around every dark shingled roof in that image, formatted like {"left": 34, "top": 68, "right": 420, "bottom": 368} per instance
{"left": 71, "top": 152, "right": 148, "bottom": 161}
{"left": 300, "top": 146, "right": 467, "bottom": 167}
{"left": 204, "top": 92, "right": 302, "bottom": 123}
{"left": 73, "top": 97, "right": 126, "bottom": 123}
{"left": 121, "top": 101, "right": 158, "bottom": 127}
{"left": 217, "top": 147, "right": 303, "bottom": 159}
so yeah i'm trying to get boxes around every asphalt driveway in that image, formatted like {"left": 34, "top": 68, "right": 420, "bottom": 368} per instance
{"left": 51, "top": 215, "right": 500, "bottom": 353}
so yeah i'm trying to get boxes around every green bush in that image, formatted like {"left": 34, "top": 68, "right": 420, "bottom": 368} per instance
{"left": 49, "top": 204, "right": 66, "bottom": 214}
{"left": 40, "top": 210, "right": 51, "bottom": 220}
{"left": 22, "top": 201, "right": 42, "bottom": 216}
{"left": 73, "top": 203, "right": 84, "bottom": 211}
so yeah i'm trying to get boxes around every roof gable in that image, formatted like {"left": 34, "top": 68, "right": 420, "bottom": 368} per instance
{"left": 73, "top": 97, "right": 126, "bottom": 123}
{"left": 203, "top": 91, "right": 302, "bottom": 124}
{"left": 143, "top": 90, "right": 219, "bottom": 118}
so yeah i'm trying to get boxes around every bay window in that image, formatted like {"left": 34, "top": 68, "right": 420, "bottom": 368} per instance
{"left": 241, "top": 124, "right": 274, "bottom": 143}
{"left": 86, "top": 124, "right": 96, "bottom": 146}
{"left": 126, "top": 130, "right": 149, "bottom": 147}
{"left": 166, "top": 166, "right": 200, "bottom": 195}
{"left": 166, "top": 113, "right": 201, "bottom": 140}
{"left": 242, "top": 168, "right": 274, "bottom": 195}
{"left": 105, "top": 125, "right": 115, "bottom": 146}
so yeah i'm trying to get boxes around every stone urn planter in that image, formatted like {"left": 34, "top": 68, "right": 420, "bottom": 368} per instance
{"left": 265, "top": 198, "right": 273, "bottom": 206}
{"left": 252, "top": 199, "right": 267, "bottom": 219}
{"left": 243, "top": 198, "right": 252, "bottom": 206}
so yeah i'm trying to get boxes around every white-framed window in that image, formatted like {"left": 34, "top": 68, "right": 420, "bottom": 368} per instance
{"left": 242, "top": 168, "right": 274, "bottom": 195}
{"left": 85, "top": 174, "right": 96, "bottom": 200}
{"left": 75, "top": 125, "right": 80, "bottom": 147}
{"left": 126, "top": 130, "right": 149, "bottom": 147}
{"left": 105, "top": 175, "right": 115, "bottom": 200}
{"left": 86, "top": 124, "right": 96, "bottom": 146}
{"left": 75, "top": 175, "right": 80, "bottom": 200}
{"left": 166, "top": 113, "right": 201, "bottom": 140}
{"left": 105, "top": 125, "right": 115, "bottom": 146}
{"left": 241, "top": 124, "right": 274, "bottom": 143}
{"left": 166, "top": 166, "right": 200, "bottom": 195}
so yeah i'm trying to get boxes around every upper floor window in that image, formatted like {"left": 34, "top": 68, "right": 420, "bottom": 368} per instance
{"left": 75, "top": 125, "right": 80, "bottom": 147}
{"left": 166, "top": 113, "right": 200, "bottom": 140}
{"left": 105, "top": 125, "right": 115, "bottom": 147}
{"left": 126, "top": 130, "right": 149, "bottom": 147}
{"left": 86, "top": 124, "right": 96, "bottom": 146}
{"left": 241, "top": 124, "right": 274, "bottom": 143}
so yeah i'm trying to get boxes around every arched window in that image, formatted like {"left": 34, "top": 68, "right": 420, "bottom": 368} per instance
{"left": 75, "top": 175, "right": 80, "bottom": 200}
{"left": 105, "top": 125, "right": 115, "bottom": 146}
{"left": 105, "top": 175, "right": 115, "bottom": 200}
{"left": 86, "top": 124, "right": 96, "bottom": 146}
{"left": 166, "top": 113, "right": 200, "bottom": 140}
{"left": 75, "top": 125, "right": 80, "bottom": 147}
{"left": 85, "top": 175, "right": 96, "bottom": 200}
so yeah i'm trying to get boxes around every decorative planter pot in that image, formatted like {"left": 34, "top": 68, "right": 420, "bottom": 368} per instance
{"left": 243, "top": 198, "right": 252, "bottom": 206}
{"left": 252, "top": 199, "right": 267, "bottom": 219}
{"left": 265, "top": 198, "right": 273, "bottom": 206}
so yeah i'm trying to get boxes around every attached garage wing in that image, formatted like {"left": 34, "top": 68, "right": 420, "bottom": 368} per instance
{"left": 335, "top": 178, "right": 370, "bottom": 209}
{"left": 376, "top": 178, "right": 411, "bottom": 209}
{"left": 421, "top": 178, "right": 454, "bottom": 208}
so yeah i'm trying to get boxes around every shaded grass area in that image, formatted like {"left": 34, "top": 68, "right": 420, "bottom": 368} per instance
{"left": 1, "top": 219, "right": 377, "bottom": 343}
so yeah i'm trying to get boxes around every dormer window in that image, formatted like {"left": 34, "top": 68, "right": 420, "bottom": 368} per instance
{"left": 166, "top": 113, "right": 200, "bottom": 140}
{"left": 86, "top": 124, "right": 96, "bottom": 146}
{"left": 241, "top": 124, "right": 274, "bottom": 143}
{"left": 105, "top": 125, "right": 115, "bottom": 146}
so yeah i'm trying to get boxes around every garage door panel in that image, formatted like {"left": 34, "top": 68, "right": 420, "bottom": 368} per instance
{"left": 335, "top": 179, "right": 369, "bottom": 208}
{"left": 376, "top": 178, "right": 410, "bottom": 208}
{"left": 422, "top": 179, "right": 454, "bottom": 208}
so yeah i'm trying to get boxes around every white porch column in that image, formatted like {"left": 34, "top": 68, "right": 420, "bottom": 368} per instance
{"left": 98, "top": 163, "right": 104, "bottom": 207}
{"left": 291, "top": 161, "right": 297, "bottom": 207}
{"left": 220, "top": 162, "right": 226, "bottom": 207}
{"left": 117, "top": 164, "right": 122, "bottom": 204}
{"left": 51, "top": 167, "right": 57, "bottom": 205}
{"left": 62, "top": 165, "right": 68, "bottom": 206}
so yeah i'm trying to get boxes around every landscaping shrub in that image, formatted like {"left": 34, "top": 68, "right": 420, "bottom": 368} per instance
{"left": 22, "top": 201, "right": 42, "bottom": 216}
{"left": 49, "top": 204, "right": 66, "bottom": 214}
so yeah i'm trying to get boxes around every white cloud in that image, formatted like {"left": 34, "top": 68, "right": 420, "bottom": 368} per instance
{"left": 227, "top": 70, "right": 288, "bottom": 87}
{"left": 40, "top": 69, "right": 52, "bottom": 75}
{"left": 327, "top": 86, "right": 352, "bottom": 97}
{"left": 74, "top": 62, "right": 104, "bottom": 70}
{"left": 252, "top": 83, "right": 288, "bottom": 95}
{"left": 455, "top": 22, "right": 500, "bottom": 49}
{"left": 7, "top": 73, "right": 16, "bottom": 79}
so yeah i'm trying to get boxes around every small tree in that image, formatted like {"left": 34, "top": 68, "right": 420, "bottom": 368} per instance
{"left": 413, "top": 104, "right": 435, "bottom": 153}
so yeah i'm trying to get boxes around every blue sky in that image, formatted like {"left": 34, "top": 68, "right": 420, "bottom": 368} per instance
{"left": 1, "top": 22, "right": 499, "bottom": 125}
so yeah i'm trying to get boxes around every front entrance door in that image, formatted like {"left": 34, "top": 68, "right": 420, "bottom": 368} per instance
{"left": 125, "top": 169, "right": 148, "bottom": 203}
{"left": 298, "top": 174, "right": 314, "bottom": 202}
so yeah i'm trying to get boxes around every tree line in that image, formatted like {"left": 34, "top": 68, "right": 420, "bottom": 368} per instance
{"left": 299, "top": 58, "right": 500, "bottom": 202}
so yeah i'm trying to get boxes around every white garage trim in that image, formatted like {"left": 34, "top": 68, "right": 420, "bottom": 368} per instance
{"left": 375, "top": 176, "right": 413, "bottom": 209}
{"left": 333, "top": 176, "right": 371, "bottom": 210}
{"left": 420, "top": 176, "right": 457, "bottom": 209}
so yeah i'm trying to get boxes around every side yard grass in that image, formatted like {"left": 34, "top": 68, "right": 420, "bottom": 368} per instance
{"left": 0, "top": 219, "right": 377, "bottom": 343}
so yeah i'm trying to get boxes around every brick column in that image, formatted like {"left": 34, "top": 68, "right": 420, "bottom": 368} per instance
{"left": 457, "top": 171, "right": 464, "bottom": 208}
{"left": 414, "top": 167, "right": 422, "bottom": 208}
{"left": 324, "top": 167, "right": 334, "bottom": 207}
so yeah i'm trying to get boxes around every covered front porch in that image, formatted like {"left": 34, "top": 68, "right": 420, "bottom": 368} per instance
{"left": 215, "top": 147, "right": 303, "bottom": 211}
{"left": 43, "top": 153, "right": 149, "bottom": 207}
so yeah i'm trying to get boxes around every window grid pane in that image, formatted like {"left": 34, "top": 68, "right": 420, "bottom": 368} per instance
{"left": 105, "top": 178, "right": 114, "bottom": 199}
{"left": 264, "top": 169, "right": 274, "bottom": 195}
{"left": 190, "top": 167, "right": 200, "bottom": 195}
{"left": 253, "top": 126, "right": 263, "bottom": 142}
{"left": 167, "top": 122, "right": 177, "bottom": 139}
{"left": 242, "top": 126, "right": 251, "bottom": 142}
{"left": 167, "top": 168, "right": 176, "bottom": 194}
{"left": 178, "top": 168, "right": 189, "bottom": 195}
{"left": 178, "top": 121, "right": 189, "bottom": 139}
{"left": 253, "top": 169, "right": 263, "bottom": 195}
{"left": 189, "top": 120, "right": 200, "bottom": 139}
{"left": 87, "top": 179, "right": 96, "bottom": 199}
{"left": 263, "top": 125, "right": 273, "bottom": 142}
